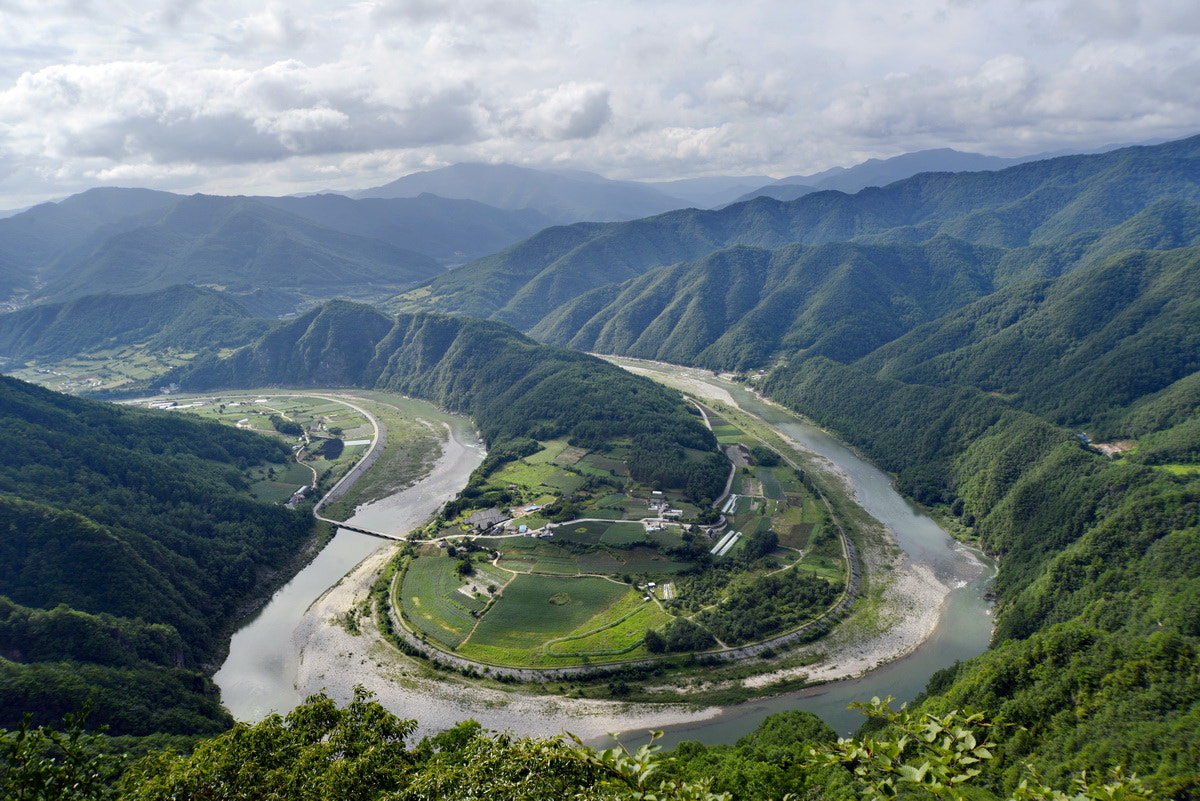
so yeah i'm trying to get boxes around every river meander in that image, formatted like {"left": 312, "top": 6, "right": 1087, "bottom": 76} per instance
{"left": 217, "top": 371, "right": 994, "bottom": 742}
{"left": 214, "top": 402, "right": 485, "bottom": 721}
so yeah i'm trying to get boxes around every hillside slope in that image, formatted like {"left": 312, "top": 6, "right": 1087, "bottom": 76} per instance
{"left": 399, "top": 135, "right": 1200, "bottom": 328}
{"left": 0, "top": 285, "right": 269, "bottom": 360}
{"left": 0, "top": 376, "right": 314, "bottom": 735}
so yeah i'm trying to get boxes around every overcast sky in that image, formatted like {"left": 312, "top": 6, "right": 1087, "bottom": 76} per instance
{"left": 2, "top": 0, "right": 1198, "bottom": 206}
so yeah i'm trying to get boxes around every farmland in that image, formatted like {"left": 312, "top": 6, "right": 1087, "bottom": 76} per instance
{"left": 391, "top": 397, "right": 851, "bottom": 671}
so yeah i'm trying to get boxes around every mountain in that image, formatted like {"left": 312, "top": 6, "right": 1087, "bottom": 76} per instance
{"left": 34, "top": 194, "right": 443, "bottom": 313}
{"left": 0, "top": 189, "right": 556, "bottom": 314}
{"left": 353, "top": 162, "right": 690, "bottom": 223}
{"left": 531, "top": 237, "right": 1002, "bottom": 369}
{"left": 398, "top": 135, "right": 1200, "bottom": 328}
{"left": 252, "top": 192, "right": 554, "bottom": 264}
{"left": 0, "top": 188, "right": 180, "bottom": 298}
{"left": 0, "top": 285, "right": 269, "bottom": 360}
{"left": 641, "top": 175, "right": 775, "bottom": 208}
{"left": 0, "top": 375, "right": 314, "bottom": 735}
{"left": 856, "top": 246, "right": 1200, "bottom": 427}
{"left": 172, "top": 301, "right": 727, "bottom": 501}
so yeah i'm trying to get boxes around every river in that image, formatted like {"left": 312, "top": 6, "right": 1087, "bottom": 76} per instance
{"left": 216, "top": 372, "right": 993, "bottom": 742}
{"left": 214, "top": 407, "right": 486, "bottom": 722}
{"left": 605, "top": 360, "right": 995, "bottom": 743}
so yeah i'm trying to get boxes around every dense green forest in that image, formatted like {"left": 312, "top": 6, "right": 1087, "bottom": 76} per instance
{"left": 0, "top": 285, "right": 269, "bottom": 360}
{"left": 171, "top": 302, "right": 727, "bottom": 502}
{"left": 0, "top": 375, "right": 316, "bottom": 735}
{"left": 399, "top": 135, "right": 1200, "bottom": 327}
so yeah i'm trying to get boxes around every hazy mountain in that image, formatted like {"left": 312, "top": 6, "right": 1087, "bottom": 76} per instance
{"left": 0, "top": 188, "right": 554, "bottom": 311}
{"left": 642, "top": 175, "right": 776, "bottom": 208}
{"left": 0, "top": 285, "right": 269, "bottom": 360}
{"left": 726, "top": 183, "right": 819, "bottom": 204}
{"left": 0, "top": 187, "right": 180, "bottom": 296}
{"left": 399, "top": 135, "right": 1200, "bottom": 329}
{"left": 34, "top": 194, "right": 443, "bottom": 313}
{"left": 728, "top": 148, "right": 1031, "bottom": 204}
{"left": 253, "top": 192, "right": 554, "bottom": 264}
{"left": 353, "top": 162, "right": 690, "bottom": 223}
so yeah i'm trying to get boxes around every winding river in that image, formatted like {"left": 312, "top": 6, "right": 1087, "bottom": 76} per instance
{"left": 214, "top": 405, "right": 486, "bottom": 722}
{"left": 216, "top": 370, "right": 994, "bottom": 742}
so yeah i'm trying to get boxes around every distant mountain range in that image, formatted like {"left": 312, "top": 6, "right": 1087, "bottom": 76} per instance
{"left": 353, "top": 162, "right": 692, "bottom": 223}
{"left": 395, "top": 136, "right": 1200, "bottom": 329}
{"left": 0, "top": 189, "right": 553, "bottom": 314}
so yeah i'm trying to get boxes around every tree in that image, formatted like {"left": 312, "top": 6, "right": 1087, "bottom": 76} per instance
{"left": 806, "top": 698, "right": 1158, "bottom": 801}
{"left": 0, "top": 705, "right": 120, "bottom": 801}
{"left": 120, "top": 689, "right": 416, "bottom": 801}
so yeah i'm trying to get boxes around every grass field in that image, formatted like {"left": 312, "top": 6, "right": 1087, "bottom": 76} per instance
{"left": 599, "top": 522, "right": 646, "bottom": 545}
{"left": 466, "top": 574, "right": 629, "bottom": 650}
{"left": 400, "top": 555, "right": 483, "bottom": 648}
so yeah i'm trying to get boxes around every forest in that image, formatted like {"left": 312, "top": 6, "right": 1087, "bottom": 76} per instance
{"left": 0, "top": 375, "right": 318, "bottom": 735}
{"left": 172, "top": 302, "right": 728, "bottom": 503}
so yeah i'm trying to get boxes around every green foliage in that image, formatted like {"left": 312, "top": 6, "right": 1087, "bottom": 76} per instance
{"left": 645, "top": 616, "right": 716, "bottom": 654}
{"left": 808, "top": 699, "right": 1159, "bottom": 801}
{"left": 120, "top": 689, "right": 417, "bottom": 801}
{"left": 0, "top": 375, "right": 314, "bottom": 734}
{"left": 174, "top": 303, "right": 723, "bottom": 502}
{"left": 695, "top": 568, "right": 840, "bottom": 645}
{"left": 0, "top": 705, "right": 120, "bottom": 801}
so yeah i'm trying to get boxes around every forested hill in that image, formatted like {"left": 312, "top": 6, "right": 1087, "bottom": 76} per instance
{"left": 34, "top": 195, "right": 443, "bottom": 314}
{"left": 172, "top": 302, "right": 726, "bottom": 500}
{"left": 531, "top": 237, "right": 1003, "bottom": 370}
{"left": 397, "top": 134, "right": 1200, "bottom": 327}
{"left": 0, "top": 376, "right": 315, "bottom": 735}
{"left": 0, "top": 285, "right": 270, "bottom": 360}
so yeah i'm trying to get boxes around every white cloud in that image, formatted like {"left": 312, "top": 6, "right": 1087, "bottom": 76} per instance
{"left": 495, "top": 82, "right": 612, "bottom": 141}
{"left": 0, "top": 0, "right": 1198, "bottom": 204}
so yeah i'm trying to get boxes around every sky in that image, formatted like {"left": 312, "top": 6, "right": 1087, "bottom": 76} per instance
{"left": 1, "top": 0, "right": 1199, "bottom": 207}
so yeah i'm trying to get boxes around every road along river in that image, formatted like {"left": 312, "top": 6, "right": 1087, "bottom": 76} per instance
{"left": 216, "top": 369, "right": 993, "bottom": 742}
{"left": 604, "top": 358, "right": 995, "bottom": 743}
{"left": 214, "top": 401, "right": 486, "bottom": 722}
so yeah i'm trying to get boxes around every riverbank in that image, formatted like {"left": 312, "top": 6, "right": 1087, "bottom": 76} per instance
{"left": 293, "top": 541, "right": 725, "bottom": 741}
{"left": 286, "top": 379, "right": 972, "bottom": 742}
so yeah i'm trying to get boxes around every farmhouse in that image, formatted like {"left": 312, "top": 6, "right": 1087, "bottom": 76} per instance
{"left": 466, "top": 507, "right": 508, "bottom": 531}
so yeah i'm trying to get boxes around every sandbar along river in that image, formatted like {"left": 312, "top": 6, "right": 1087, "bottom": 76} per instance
{"left": 217, "top": 374, "right": 993, "bottom": 742}
{"left": 214, "top": 408, "right": 485, "bottom": 722}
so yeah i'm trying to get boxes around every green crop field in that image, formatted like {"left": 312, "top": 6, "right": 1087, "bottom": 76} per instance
{"left": 524, "top": 439, "right": 570, "bottom": 464}
{"left": 400, "top": 555, "right": 483, "bottom": 648}
{"left": 600, "top": 522, "right": 646, "bottom": 545}
{"left": 545, "top": 594, "right": 671, "bottom": 658}
{"left": 490, "top": 461, "right": 559, "bottom": 487}
{"left": 757, "top": 467, "right": 785, "bottom": 500}
{"left": 465, "top": 575, "right": 629, "bottom": 651}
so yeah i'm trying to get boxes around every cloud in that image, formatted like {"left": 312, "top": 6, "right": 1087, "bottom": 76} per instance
{"left": 1, "top": 0, "right": 1200, "bottom": 204}
{"left": 494, "top": 82, "right": 612, "bottom": 141}
{"left": 0, "top": 60, "right": 481, "bottom": 168}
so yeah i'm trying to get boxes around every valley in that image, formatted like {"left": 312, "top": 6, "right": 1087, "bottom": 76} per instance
{"left": 196, "top": 361, "right": 987, "bottom": 744}
{"left": 2, "top": 134, "right": 1198, "bottom": 799}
